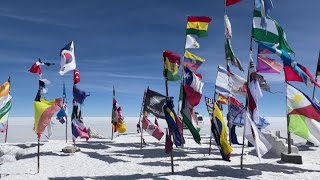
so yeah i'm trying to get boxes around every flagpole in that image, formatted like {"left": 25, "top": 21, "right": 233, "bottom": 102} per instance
{"left": 165, "top": 78, "right": 174, "bottom": 174}
{"left": 4, "top": 76, "right": 10, "bottom": 143}
{"left": 208, "top": 92, "right": 217, "bottom": 156}
{"left": 111, "top": 86, "right": 115, "bottom": 140}
{"left": 285, "top": 82, "right": 291, "bottom": 154}
{"left": 63, "top": 81, "right": 68, "bottom": 143}
{"left": 37, "top": 137, "right": 40, "bottom": 173}
{"left": 312, "top": 50, "right": 320, "bottom": 100}
{"left": 178, "top": 16, "right": 189, "bottom": 148}
{"left": 139, "top": 89, "right": 147, "bottom": 149}
{"left": 240, "top": 0, "right": 256, "bottom": 170}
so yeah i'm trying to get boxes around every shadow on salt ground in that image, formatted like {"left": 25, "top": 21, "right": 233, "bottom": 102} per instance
{"left": 75, "top": 142, "right": 110, "bottom": 150}
{"left": 113, "top": 148, "right": 187, "bottom": 159}
{"left": 15, "top": 143, "right": 41, "bottom": 149}
{"left": 17, "top": 152, "right": 69, "bottom": 160}
{"left": 81, "top": 151, "right": 128, "bottom": 163}
{"left": 47, "top": 165, "right": 261, "bottom": 179}
{"left": 139, "top": 160, "right": 177, "bottom": 167}
{"left": 233, "top": 163, "right": 320, "bottom": 174}
{"left": 296, "top": 144, "right": 318, "bottom": 151}
{"left": 246, "top": 149, "right": 279, "bottom": 159}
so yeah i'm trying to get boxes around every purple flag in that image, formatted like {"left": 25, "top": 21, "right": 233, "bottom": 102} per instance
{"left": 73, "top": 85, "right": 89, "bottom": 104}
{"left": 257, "top": 55, "right": 282, "bottom": 73}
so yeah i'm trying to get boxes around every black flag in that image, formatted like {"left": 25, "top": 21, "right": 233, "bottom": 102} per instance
{"left": 143, "top": 89, "right": 170, "bottom": 119}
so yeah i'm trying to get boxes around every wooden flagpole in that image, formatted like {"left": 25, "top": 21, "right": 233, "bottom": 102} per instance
{"left": 139, "top": 89, "right": 147, "bottom": 149}
{"left": 111, "top": 86, "right": 115, "bottom": 140}
{"left": 4, "top": 76, "right": 11, "bottom": 143}
{"left": 240, "top": 0, "right": 256, "bottom": 170}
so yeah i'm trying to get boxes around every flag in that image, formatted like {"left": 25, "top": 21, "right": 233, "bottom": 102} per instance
{"left": 142, "top": 116, "right": 164, "bottom": 141}
{"left": 183, "top": 66, "right": 203, "bottom": 107}
{"left": 0, "top": 80, "right": 11, "bottom": 133}
{"left": 217, "top": 93, "right": 228, "bottom": 105}
{"left": 163, "top": 100, "right": 182, "bottom": 147}
{"left": 185, "top": 35, "right": 200, "bottom": 49}
{"left": 317, "top": 51, "right": 320, "bottom": 77}
{"left": 289, "top": 114, "right": 320, "bottom": 144}
{"left": 244, "top": 111, "right": 272, "bottom": 160}
{"left": 287, "top": 83, "right": 320, "bottom": 120}
{"left": 257, "top": 41, "right": 320, "bottom": 87}
{"left": 154, "top": 117, "right": 159, "bottom": 126}
{"left": 204, "top": 97, "right": 214, "bottom": 118}
{"left": 229, "top": 72, "right": 247, "bottom": 96}
{"left": 215, "top": 66, "right": 231, "bottom": 96}
{"left": 35, "top": 79, "right": 50, "bottom": 102}
{"left": 183, "top": 50, "right": 205, "bottom": 70}
{"left": 252, "top": 10, "right": 294, "bottom": 54}
{"left": 165, "top": 129, "right": 173, "bottom": 154}
{"left": 73, "top": 85, "right": 89, "bottom": 104}
{"left": 225, "top": 38, "right": 244, "bottom": 71}
{"left": 59, "top": 41, "right": 76, "bottom": 75}
{"left": 247, "top": 60, "right": 263, "bottom": 125}
{"left": 143, "top": 89, "right": 168, "bottom": 119}
{"left": 257, "top": 55, "right": 282, "bottom": 73}
{"left": 258, "top": 44, "right": 273, "bottom": 54}
{"left": 74, "top": 69, "right": 80, "bottom": 84}
{"left": 226, "top": 0, "right": 241, "bottom": 6}
{"left": 180, "top": 86, "right": 201, "bottom": 144}
{"left": 163, "top": 50, "right": 181, "bottom": 81}
{"left": 34, "top": 98, "right": 62, "bottom": 138}
{"left": 229, "top": 96, "right": 245, "bottom": 126}
{"left": 224, "top": 15, "right": 232, "bottom": 39}
{"left": 255, "top": 0, "right": 273, "bottom": 16}
{"left": 56, "top": 83, "right": 67, "bottom": 124}
{"left": 213, "top": 103, "right": 232, "bottom": 161}
{"left": 29, "top": 59, "right": 55, "bottom": 75}
{"left": 71, "top": 101, "right": 89, "bottom": 141}
{"left": 112, "top": 98, "right": 126, "bottom": 133}
{"left": 284, "top": 63, "right": 320, "bottom": 88}
{"left": 186, "top": 16, "right": 212, "bottom": 38}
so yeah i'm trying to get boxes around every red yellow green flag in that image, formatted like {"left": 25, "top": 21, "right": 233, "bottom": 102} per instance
{"left": 163, "top": 50, "right": 181, "bottom": 81}
{"left": 186, "top": 16, "right": 212, "bottom": 38}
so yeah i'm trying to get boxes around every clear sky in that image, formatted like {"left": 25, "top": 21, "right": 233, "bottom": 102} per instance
{"left": 1, "top": 0, "right": 319, "bottom": 117}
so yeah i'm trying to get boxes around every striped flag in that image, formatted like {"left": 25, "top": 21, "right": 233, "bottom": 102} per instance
{"left": 0, "top": 80, "right": 12, "bottom": 133}
{"left": 71, "top": 101, "right": 89, "bottom": 141}
{"left": 183, "top": 50, "right": 205, "bottom": 70}
{"left": 142, "top": 117, "right": 164, "bottom": 141}
{"left": 183, "top": 66, "right": 203, "bottom": 107}
{"left": 34, "top": 98, "right": 62, "bottom": 138}
{"left": 163, "top": 100, "right": 183, "bottom": 147}
{"left": 256, "top": 55, "right": 282, "bottom": 73}
{"left": 163, "top": 50, "right": 181, "bottom": 81}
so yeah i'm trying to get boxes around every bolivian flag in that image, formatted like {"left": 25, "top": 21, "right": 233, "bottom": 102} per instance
{"left": 186, "top": 16, "right": 212, "bottom": 38}
{"left": 163, "top": 50, "right": 181, "bottom": 81}
{"left": 34, "top": 98, "right": 62, "bottom": 138}
{"left": 213, "top": 103, "right": 232, "bottom": 161}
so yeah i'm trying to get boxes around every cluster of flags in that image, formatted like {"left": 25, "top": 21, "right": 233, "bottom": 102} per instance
{"left": 112, "top": 88, "right": 126, "bottom": 134}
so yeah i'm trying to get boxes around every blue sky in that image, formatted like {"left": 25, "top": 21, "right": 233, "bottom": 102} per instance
{"left": 1, "top": 0, "right": 320, "bottom": 117}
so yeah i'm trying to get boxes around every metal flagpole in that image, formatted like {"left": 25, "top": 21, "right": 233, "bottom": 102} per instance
{"left": 111, "top": 86, "right": 115, "bottom": 140}
{"left": 240, "top": 0, "right": 256, "bottom": 170}
{"left": 312, "top": 50, "right": 320, "bottom": 100}
{"left": 165, "top": 78, "right": 174, "bottom": 174}
{"left": 37, "top": 137, "right": 40, "bottom": 173}
{"left": 4, "top": 77, "right": 10, "bottom": 143}
{"left": 139, "top": 89, "right": 147, "bottom": 149}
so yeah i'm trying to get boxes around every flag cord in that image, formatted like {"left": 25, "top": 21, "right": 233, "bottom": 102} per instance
{"left": 240, "top": 0, "right": 256, "bottom": 170}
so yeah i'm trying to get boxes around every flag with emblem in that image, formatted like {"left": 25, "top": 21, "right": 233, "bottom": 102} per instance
{"left": 163, "top": 50, "right": 181, "bottom": 81}
{"left": 142, "top": 116, "right": 164, "bottom": 141}
{"left": 186, "top": 16, "right": 212, "bottom": 38}
{"left": 183, "top": 50, "right": 205, "bottom": 70}
{"left": 0, "top": 79, "right": 12, "bottom": 133}
{"left": 143, "top": 89, "right": 169, "bottom": 119}
{"left": 74, "top": 69, "right": 80, "bottom": 84}
{"left": 59, "top": 41, "right": 76, "bottom": 75}
{"left": 183, "top": 66, "right": 203, "bottom": 107}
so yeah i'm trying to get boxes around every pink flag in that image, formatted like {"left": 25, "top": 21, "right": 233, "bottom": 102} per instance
{"left": 257, "top": 55, "right": 282, "bottom": 73}
{"left": 142, "top": 117, "right": 164, "bottom": 141}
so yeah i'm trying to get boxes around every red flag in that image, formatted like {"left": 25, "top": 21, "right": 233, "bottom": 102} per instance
{"left": 226, "top": 0, "right": 241, "bottom": 6}
{"left": 142, "top": 117, "right": 164, "bottom": 141}
{"left": 29, "top": 61, "right": 42, "bottom": 74}
{"left": 284, "top": 63, "right": 320, "bottom": 88}
{"left": 165, "top": 130, "right": 173, "bottom": 154}
{"left": 74, "top": 69, "right": 80, "bottom": 84}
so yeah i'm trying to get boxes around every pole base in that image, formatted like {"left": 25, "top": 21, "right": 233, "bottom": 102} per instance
{"left": 281, "top": 152, "right": 302, "bottom": 164}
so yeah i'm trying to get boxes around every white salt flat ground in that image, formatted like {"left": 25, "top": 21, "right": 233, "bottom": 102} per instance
{"left": 1, "top": 117, "right": 319, "bottom": 179}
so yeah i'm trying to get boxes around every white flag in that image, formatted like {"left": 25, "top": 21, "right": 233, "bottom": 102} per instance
{"left": 224, "top": 15, "right": 232, "bottom": 38}
{"left": 185, "top": 35, "right": 200, "bottom": 49}
{"left": 59, "top": 41, "right": 76, "bottom": 75}
{"left": 244, "top": 111, "right": 272, "bottom": 160}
